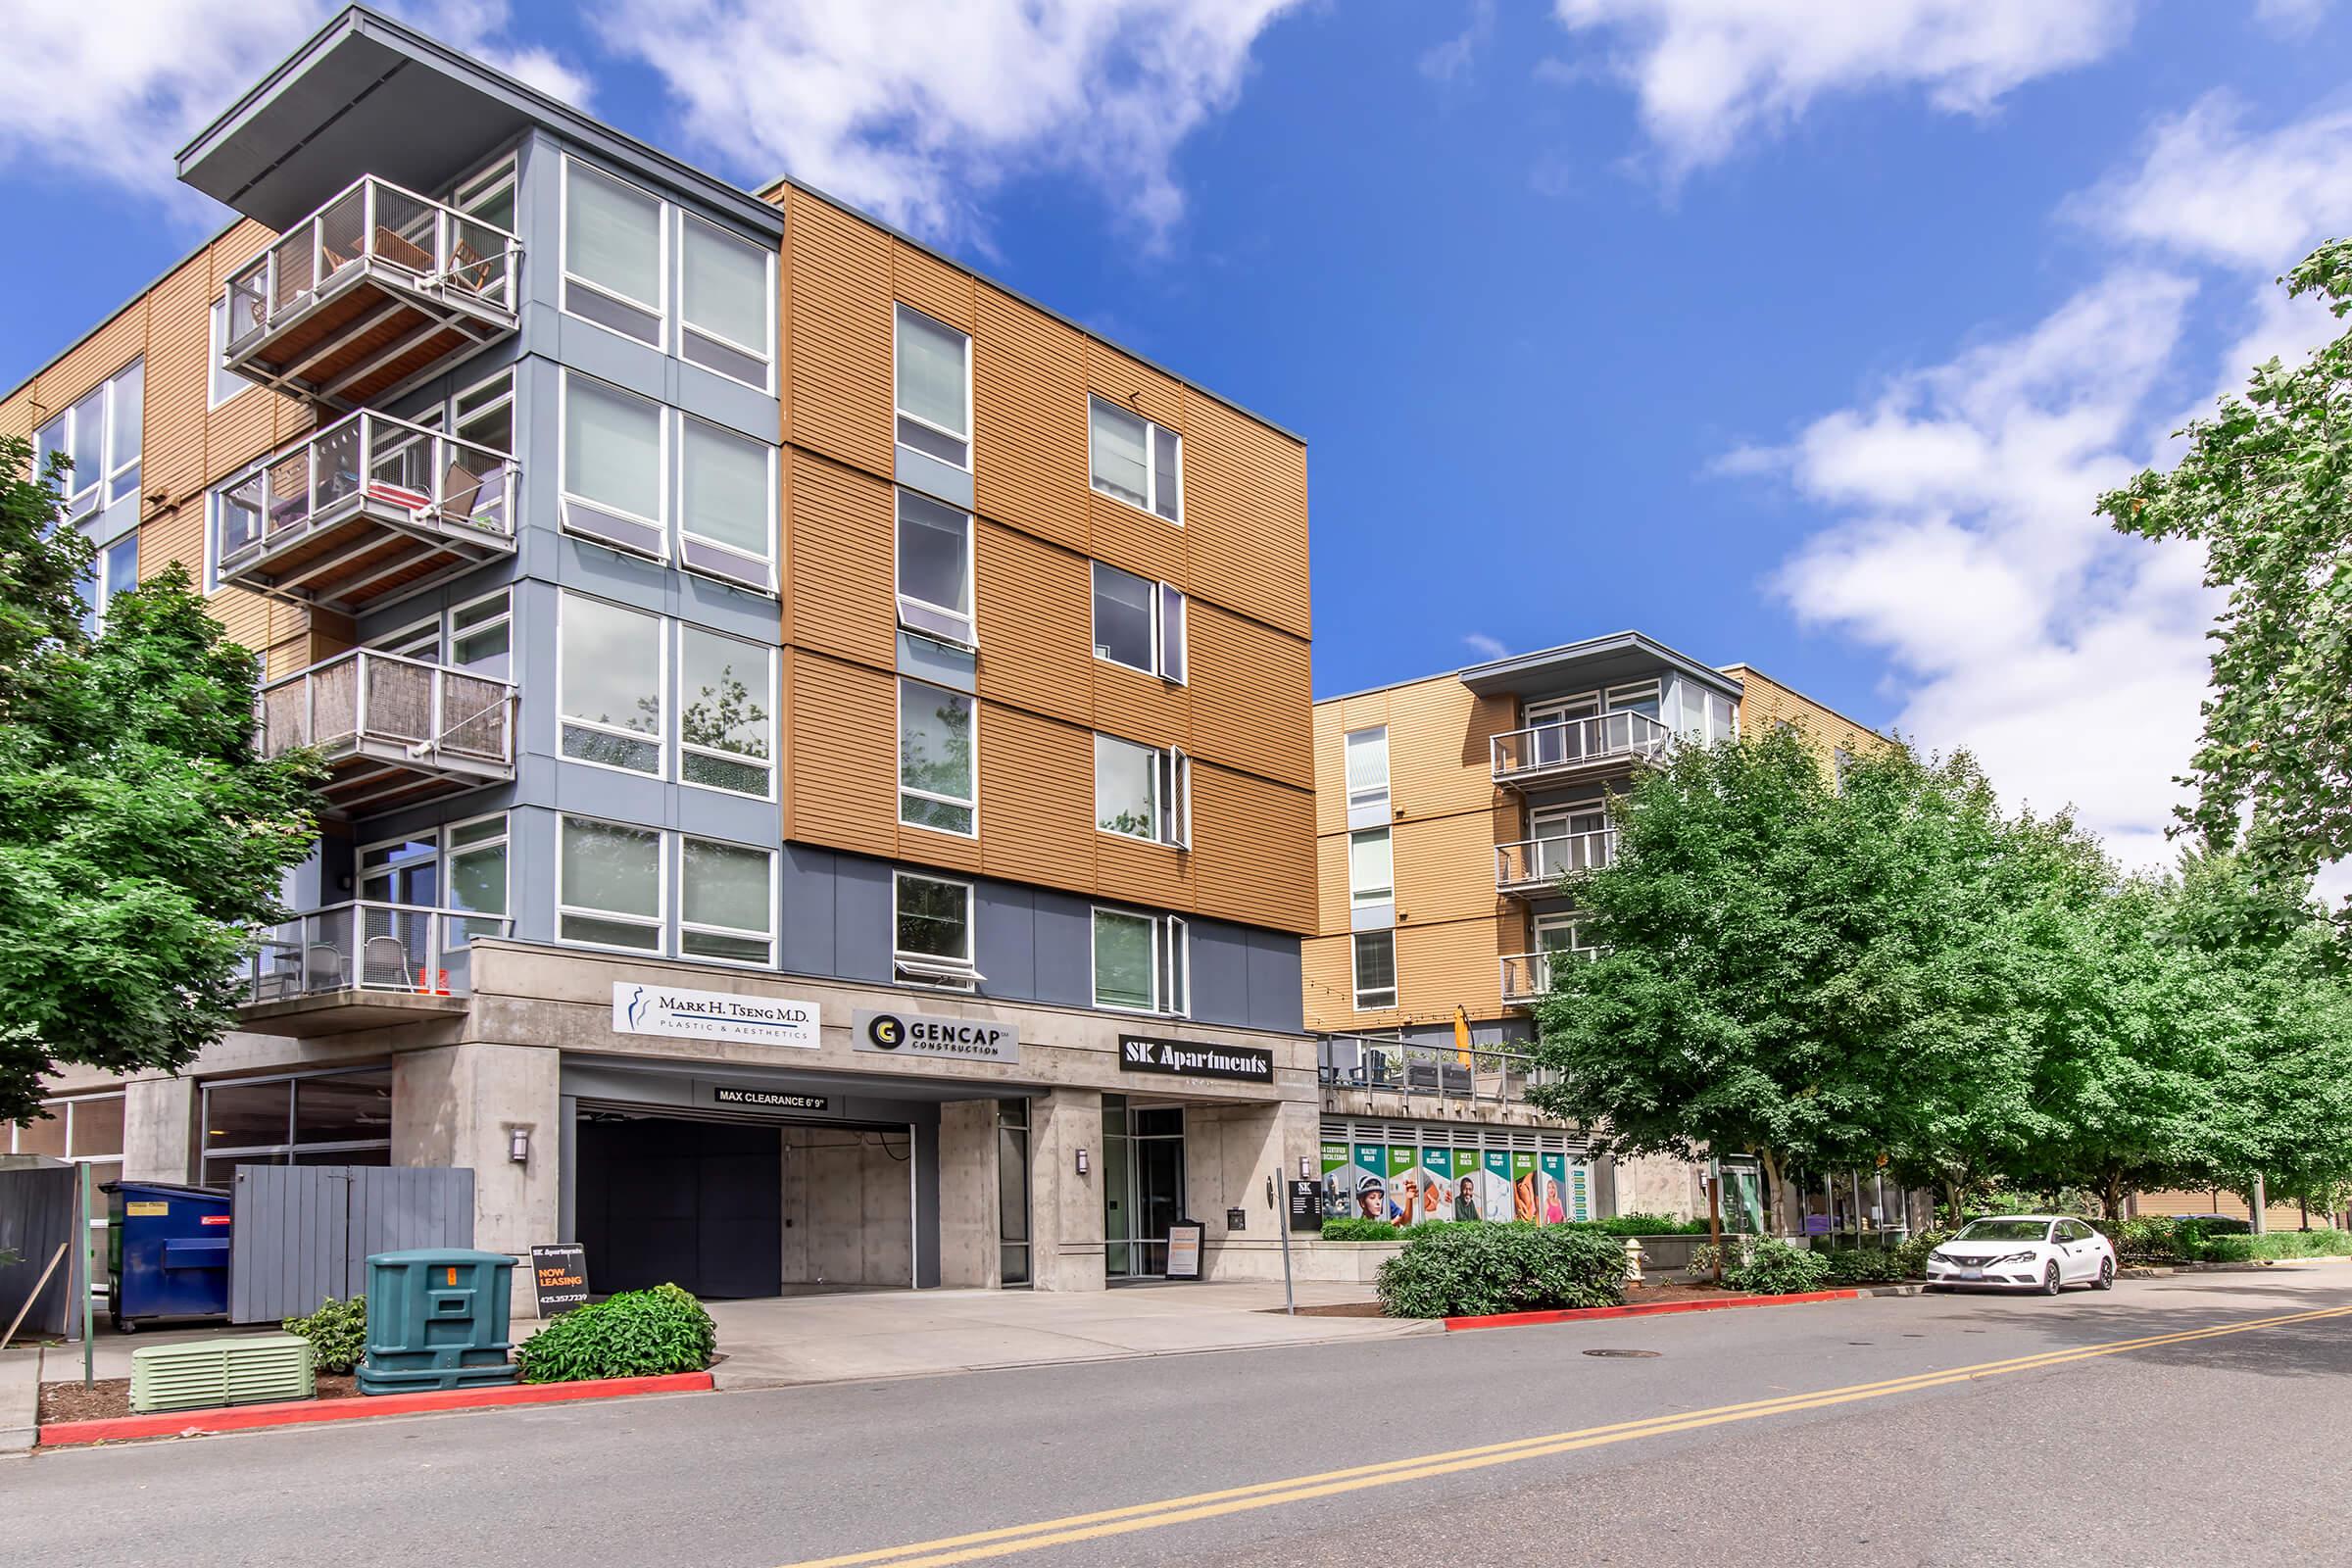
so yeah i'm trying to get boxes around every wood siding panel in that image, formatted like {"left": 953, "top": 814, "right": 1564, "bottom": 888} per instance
{"left": 1388, "top": 677, "right": 1511, "bottom": 823}
{"left": 1181, "top": 390, "right": 1309, "bottom": 639}
{"left": 971, "top": 285, "right": 1089, "bottom": 552}
{"left": 1312, "top": 702, "right": 1348, "bottom": 838}
{"left": 1392, "top": 810, "right": 1505, "bottom": 927}
{"left": 1316, "top": 832, "right": 1348, "bottom": 936}
{"left": 892, "top": 243, "right": 975, "bottom": 332}
{"left": 1720, "top": 663, "right": 1894, "bottom": 777}
{"left": 1092, "top": 831, "right": 1191, "bottom": 913}
{"left": 1190, "top": 763, "right": 1314, "bottom": 935}
{"left": 1189, "top": 601, "right": 1310, "bottom": 789}
{"left": 34, "top": 309, "right": 144, "bottom": 420}
{"left": 1085, "top": 341, "right": 1182, "bottom": 428}
{"left": 1302, "top": 931, "right": 1390, "bottom": 1033}
{"left": 785, "top": 452, "right": 895, "bottom": 671}
{"left": 144, "top": 256, "right": 211, "bottom": 512}
{"left": 785, "top": 192, "right": 893, "bottom": 477}
{"left": 789, "top": 652, "right": 899, "bottom": 854}
{"left": 977, "top": 705, "right": 1095, "bottom": 888}
{"left": 973, "top": 520, "right": 1090, "bottom": 724}
{"left": 1091, "top": 657, "right": 1190, "bottom": 753}
{"left": 1087, "top": 490, "right": 1184, "bottom": 592}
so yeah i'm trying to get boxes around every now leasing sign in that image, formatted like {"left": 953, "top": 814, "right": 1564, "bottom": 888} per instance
{"left": 1118, "top": 1035, "right": 1276, "bottom": 1084}
{"left": 611, "top": 982, "right": 820, "bottom": 1049}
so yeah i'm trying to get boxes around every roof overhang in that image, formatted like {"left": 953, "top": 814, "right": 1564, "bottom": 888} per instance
{"left": 1458, "top": 631, "right": 1743, "bottom": 702}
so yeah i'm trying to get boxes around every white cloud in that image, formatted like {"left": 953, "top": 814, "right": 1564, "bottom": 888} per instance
{"left": 2254, "top": 0, "right": 2331, "bottom": 36}
{"left": 2069, "top": 92, "right": 2352, "bottom": 270}
{"left": 1463, "top": 632, "right": 1509, "bottom": 661}
{"left": 593, "top": 0, "right": 1302, "bottom": 244}
{"left": 1421, "top": 0, "right": 1495, "bottom": 84}
{"left": 1549, "top": 0, "right": 2134, "bottom": 177}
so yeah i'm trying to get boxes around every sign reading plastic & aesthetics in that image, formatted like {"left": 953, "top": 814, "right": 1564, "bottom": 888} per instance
{"left": 612, "top": 982, "right": 818, "bottom": 1049}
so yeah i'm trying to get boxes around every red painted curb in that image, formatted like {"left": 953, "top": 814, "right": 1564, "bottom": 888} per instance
{"left": 36, "top": 1370, "right": 714, "bottom": 1447}
{"left": 1443, "top": 1289, "right": 1861, "bottom": 1332}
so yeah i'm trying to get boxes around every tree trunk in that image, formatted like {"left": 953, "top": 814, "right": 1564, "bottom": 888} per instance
{"left": 2250, "top": 1174, "right": 2267, "bottom": 1235}
{"left": 1941, "top": 1180, "right": 1963, "bottom": 1229}
{"left": 2101, "top": 1171, "right": 2126, "bottom": 1222}
{"left": 1757, "top": 1148, "right": 1788, "bottom": 1237}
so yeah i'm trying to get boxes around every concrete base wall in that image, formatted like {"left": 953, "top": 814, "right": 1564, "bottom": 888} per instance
{"left": 121, "top": 1078, "right": 193, "bottom": 1184}
{"left": 392, "top": 1042, "right": 561, "bottom": 1310}
{"left": 1611, "top": 1152, "right": 1704, "bottom": 1221}
{"left": 781, "top": 1125, "right": 914, "bottom": 1289}
{"left": 937, "top": 1100, "right": 999, "bottom": 1289}
{"left": 1030, "top": 1088, "right": 1104, "bottom": 1292}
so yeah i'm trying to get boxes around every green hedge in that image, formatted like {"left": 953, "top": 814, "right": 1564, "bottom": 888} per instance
{"left": 1816, "top": 1248, "right": 1906, "bottom": 1285}
{"left": 515, "top": 1283, "right": 716, "bottom": 1383}
{"left": 2088, "top": 1214, "right": 2290, "bottom": 1263}
{"left": 1317, "top": 1217, "right": 1401, "bottom": 1242}
{"left": 284, "top": 1295, "right": 368, "bottom": 1374}
{"left": 1376, "top": 1222, "right": 1629, "bottom": 1318}
{"left": 2195, "top": 1229, "right": 2352, "bottom": 1262}
{"left": 1572, "top": 1213, "right": 1711, "bottom": 1237}
{"left": 1722, "top": 1237, "right": 1833, "bottom": 1296}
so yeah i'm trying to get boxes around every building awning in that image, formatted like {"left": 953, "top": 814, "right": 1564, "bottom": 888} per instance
{"left": 1457, "top": 630, "right": 1743, "bottom": 702}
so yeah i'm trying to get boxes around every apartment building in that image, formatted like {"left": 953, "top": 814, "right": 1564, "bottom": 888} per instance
{"left": 2, "top": 7, "right": 1316, "bottom": 1299}
{"left": 1302, "top": 633, "right": 1893, "bottom": 1225}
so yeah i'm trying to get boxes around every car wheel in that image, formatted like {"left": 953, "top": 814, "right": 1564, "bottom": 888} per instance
{"left": 2041, "top": 1261, "right": 2063, "bottom": 1296}
{"left": 2094, "top": 1257, "right": 2115, "bottom": 1291}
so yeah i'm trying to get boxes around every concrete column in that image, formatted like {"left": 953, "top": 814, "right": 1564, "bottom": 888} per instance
{"left": 937, "top": 1100, "right": 999, "bottom": 1289}
{"left": 391, "top": 1043, "right": 560, "bottom": 1297}
{"left": 1028, "top": 1088, "right": 1104, "bottom": 1293}
{"left": 121, "top": 1077, "right": 195, "bottom": 1183}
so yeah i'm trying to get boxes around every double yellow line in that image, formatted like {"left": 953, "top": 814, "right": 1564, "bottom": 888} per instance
{"left": 779, "top": 1302, "right": 2352, "bottom": 1568}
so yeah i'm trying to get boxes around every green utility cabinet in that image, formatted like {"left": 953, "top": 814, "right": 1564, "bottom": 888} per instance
{"left": 357, "top": 1248, "right": 518, "bottom": 1395}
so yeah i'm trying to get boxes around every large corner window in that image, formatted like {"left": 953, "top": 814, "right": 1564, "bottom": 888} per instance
{"left": 1093, "top": 908, "right": 1189, "bottom": 1016}
{"left": 199, "top": 1068, "right": 391, "bottom": 1185}
{"left": 1352, "top": 930, "right": 1398, "bottom": 1010}
{"left": 896, "top": 490, "right": 975, "bottom": 647}
{"left": 900, "top": 678, "right": 976, "bottom": 836}
{"left": 558, "top": 815, "right": 664, "bottom": 952}
{"left": 1088, "top": 395, "right": 1180, "bottom": 523}
{"left": 563, "top": 157, "right": 665, "bottom": 346}
{"left": 681, "top": 836, "right": 775, "bottom": 965}
{"left": 80, "top": 533, "right": 139, "bottom": 639}
{"left": 35, "top": 359, "right": 142, "bottom": 521}
{"left": 894, "top": 871, "right": 979, "bottom": 991}
{"left": 560, "top": 592, "right": 664, "bottom": 774}
{"left": 678, "top": 416, "right": 776, "bottom": 590}
{"left": 1095, "top": 733, "right": 1190, "bottom": 847}
{"left": 894, "top": 304, "right": 970, "bottom": 469}
{"left": 1345, "top": 726, "right": 1390, "bottom": 815}
{"left": 7, "top": 1092, "right": 124, "bottom": 1189}
{"left": 1348, "top": 828, "right": 1394, "bottom": 910}
{"left": 678, "top": 623, "right": 775, "bottom": 798}
{"left": 680, "top": 214, "right": 774, "bottom": 387}
{"left": 561, "top": 372, "right": 666, "bottom": 558}
{"left": 1090, "top": 562, "right": 1185, "bottom": 682}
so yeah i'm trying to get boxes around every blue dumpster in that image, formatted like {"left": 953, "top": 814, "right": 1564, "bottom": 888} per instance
{"left": 358, "top": 1249, "right": 517, "bottom": 1395}
{"left": 103, "top": 1181, "right": 231, "bottom": 1330}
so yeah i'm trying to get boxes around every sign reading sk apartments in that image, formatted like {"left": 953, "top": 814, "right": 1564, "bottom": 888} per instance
{"left": 612, "top": 982, "right": 819, "bottom": 1050}
{"left": 1117, "top": 1035, "right": 1276, "bottom": 1084}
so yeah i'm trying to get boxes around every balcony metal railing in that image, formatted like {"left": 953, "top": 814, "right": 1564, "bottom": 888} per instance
{"left": 221, "top": 174, "right": 520, "bottom": 403}
{"left": 1499, "top": 947, "right": 1599, "bottom": 1005}
{"left": 1317, "top": 1036, "right": 1557, "bottom": 1107}
{"left": 1495, "top": 829, "right": 1617, "bottom": 893}
{"left": 241, "top": 901, "right": 512, "bottom": 1004}
{"left": 258, "top": 650, "right": 515, "bottom": 811}
{"left": 212, "top": 409, "right": 515, "bottom": 612}
{"left": 1492, "top": 712, "right": 1669, "bottom": 786}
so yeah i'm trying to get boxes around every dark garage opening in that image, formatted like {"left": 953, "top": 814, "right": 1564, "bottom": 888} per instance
{"left": 576, "top": 1115, "right": 783, "bottom": 1299}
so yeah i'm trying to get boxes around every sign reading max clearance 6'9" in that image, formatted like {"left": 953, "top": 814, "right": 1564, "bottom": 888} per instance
{"left": 612, "top": 982, "right": 819, "bottom": 1049}
{"left": 1118, "top": 1035, "right": 1275, "bottom": 1084}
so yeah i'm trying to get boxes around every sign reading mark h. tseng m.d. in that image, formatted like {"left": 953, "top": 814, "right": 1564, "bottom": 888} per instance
{"left": 611, "top": 982, "right": 820, "bottom": 1050}
{"left": 1117, "top": 1035, "right": 1275, "bottom": 1084}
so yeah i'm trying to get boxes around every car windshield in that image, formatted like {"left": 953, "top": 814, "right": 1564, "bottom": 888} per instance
{"left": 1956, "top": 1219, "right": 2051, "bottom": 1242}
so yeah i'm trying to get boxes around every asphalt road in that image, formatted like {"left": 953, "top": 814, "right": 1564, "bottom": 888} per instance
{"left": 14, "top": 1270, "right": 2350, "bottom": 1568}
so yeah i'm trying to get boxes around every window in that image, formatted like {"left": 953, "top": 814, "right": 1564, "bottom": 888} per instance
{"left": 1345, "top": 727, "right": 1390, "bottom": 815}
{"left": 680, "top": 214, "right": 774, "bottom": 386}
{"left": 681, "top": 836, "right": 774, "bottom": 964}
{"left": 80, "top": 532, "right": 139, "bottom": 638}
{"left": 35, "top": 359, "right": 142, "bottom": 521}
{"left": 997, "top": 1100, "right": 1032, "bottom": 1286}
{"left": 900, "top": 678, "right": 976, "bottom": 835}
{"left": 894, "top": 871, "right": 978, "bottom": 990}
{"left": 561, "top": 372, "right": 665, "bottom": 557}
{"left": 1351, "top": 930, "right": 1397, "bottom": 1010}
{"left": 7, "top": 1092, "right": 125, "bottom": 1188}
{"left": 209, "top": 295, "right": 252, "bottom": 408}
{"left": 450, "top": 590, "right": 512, "bottom": 676}
{"left": 678, "top": 624, "right": 775, "bottom": 798}
{"left": 453, "top": 368, "right": 514, "bottom": 456}
{"left": 563, "top": 158, "right": 664, "bottom": 345}
{"left": 453, "top": 156, "right": 516, "bottom": 233}
{"left": 560, "top": 592, "right": 664, "bottom": 774}
{"left": 1095, "top": 733, "right": 1189, "bottom": 847}
{"left": 199, "top": 1067, "right": 391, "bottom": 1185}
{"left": 444, "top": 813, "right": 510, "bottom": 944}
{"left": 897, "top": 490, "right": 974, "bottom": 646}
{"left": 559, "top": 815, "right": 664, "bottom": 951}
{"left": 894, "top": 304, "right": 970, "bottom": 468}
{"left": 1834, "top": 747, "right": 1853, "bottom": 791}
{"left": 1090, "top": 562, "right": 1186, "bottom": 681}
{"left": 1088, "top": 395, "right": 1181, "bottom": 522}
{"left": 1093, "top": 908, "right": 1189, "bottom": 1015}
{"left": 1348, "top": 828, "right": 1394, "bottom": 909}
{"left": 678, "top": 416, "right": 775, "bottom": 589}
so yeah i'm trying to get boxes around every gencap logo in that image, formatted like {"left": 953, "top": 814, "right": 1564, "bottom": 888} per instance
{"left": 866, "top": 1012, "right": 906, "bottom": 1051}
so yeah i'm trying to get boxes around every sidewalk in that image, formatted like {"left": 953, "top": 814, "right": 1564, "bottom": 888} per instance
{"left": 705, "top": 1280, "right": 1433, "bottom": 1389}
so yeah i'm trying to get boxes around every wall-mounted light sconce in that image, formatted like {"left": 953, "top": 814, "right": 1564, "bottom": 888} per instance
{"left": 508, "top": 1127, "right": 530, "bottom": 1164}
{"left": 1298, "top": 1156, "right": 1312, "bottom": 1180}
{"left": 1075, "top": 1147, "right": 1090, "bottom": 1176}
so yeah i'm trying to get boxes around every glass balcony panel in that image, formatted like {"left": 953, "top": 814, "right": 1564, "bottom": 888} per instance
{"left": 242, "top": 901, "right": 512, "bottom": 1004}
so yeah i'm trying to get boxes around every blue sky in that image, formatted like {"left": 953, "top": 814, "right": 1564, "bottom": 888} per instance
{"left": 7, "top": 0, "right": 2352, "bottom": 871}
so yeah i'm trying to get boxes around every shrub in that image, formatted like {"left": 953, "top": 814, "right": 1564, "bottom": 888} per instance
{"left": 1376, "top": 1222, "right": 1629, "bottom": 1318}
{"left": 514, "top": 1283, "right": 716, "bottom": 1383}
{"left": 1817, "top": 1247, "right": 1905, "bottom": 1286}
{"left": 284, "top": 1295, "right": 368, "bottom": 1374}
{"left": 1318, "top": 1217, "right": 1402, "bottom": 1242}
{"left": 1684, "top": 1242, "right": 1730, "bottom": 1282}
{"left": 2195, "top": 1229, "right": 2352, "bottom": 1262}
{"left": 1573, "top": 1212, "right": 1711, "bottom": 1237}
{"left": 1894, "top": 1228, "right": 1954, "bottom": 1279}
{"left": 1723, "top": 1237, "right": 1833, "bottom": 1297}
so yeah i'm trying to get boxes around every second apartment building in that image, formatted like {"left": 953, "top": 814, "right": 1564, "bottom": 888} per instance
{"left": 6, "top": 7, "right": 1315, "bottom": 1298}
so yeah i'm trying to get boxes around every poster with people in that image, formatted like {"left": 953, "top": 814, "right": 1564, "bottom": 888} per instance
{"left": 1511, "top": 1151, "right": 1540, "bottom": 1221}
{"left": 1538, "top": 1151, "right": 1569, "bottom": 1225}
{"left": 1421, "top": 1147, "right": 1455, "bottom": 1221}
{"left": 1319, "top": 1142, "right": 1351, "bottom": 1218}
{"left": 1351, "top": 1143, "right": 1388, "bottom": 1222}
{"left": 1477, "top": 1150, "right": 1513, "bottom": 1223}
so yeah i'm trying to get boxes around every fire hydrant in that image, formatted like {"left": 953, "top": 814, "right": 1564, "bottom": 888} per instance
{"left": 1624, "top": 1236, "right": 1643, "bottom": 1284}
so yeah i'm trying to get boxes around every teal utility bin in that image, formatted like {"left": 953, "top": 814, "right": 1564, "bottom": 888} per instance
{"left": 358, "top": 1249, "right": 518, "bottom": 1396}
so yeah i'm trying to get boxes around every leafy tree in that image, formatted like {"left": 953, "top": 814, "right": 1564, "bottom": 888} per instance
{"left": 2101, "top": 237, "right": 2352, "bottom": 883}
{"left": 0, "top": 434, "right": 319, "bottom": 1125}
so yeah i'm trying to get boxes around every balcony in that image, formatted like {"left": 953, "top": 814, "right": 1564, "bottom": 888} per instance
{"left": 220, "top": 175, "right": 519, "bottom": 407}
{"left": 1499, "top": 947, "right": 1597, "bottom": 1007}
{"left": 259, "top": 650, "right": 515, "bottom": 815}
{"left": 213, "top": 410, "right": 515, "bottom": 614}
{"left": 1491, "top": 712, "right": 1669, "bottom": 790}
{"left": 1495, "top": 829, "right": 1617, "bottom": 896}
{"left": 238, "top": 902, "right": 511, "bottom": 1036}
{"left": 1318, "top": 1036, "right": 1554, "bottom": 1108}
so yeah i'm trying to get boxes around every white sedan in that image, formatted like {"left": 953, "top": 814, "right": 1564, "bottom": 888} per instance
{"left": 1925, "top": 1216, "right": 2117, "bottom": 1295}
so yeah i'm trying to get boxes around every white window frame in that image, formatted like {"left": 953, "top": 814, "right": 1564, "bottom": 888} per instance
{"left": 674, "top": 412, "right": 778, "bottom": 593}
{"left": 556, "top": 813, "right": 668, "bottom": 955}
{"left": 678, "top": 834, "right": 777, "bottom": 967}
{"left": 451, "top": 365, "right": 515, "bottom": 450}
{"left": 449, "top": 586, "right": 514, "bottom": 673}
{"left": 1091, "top": 907, "right": 1190, "bottom": 1017}
{"left": 898, "top": 677, "right": 979, "bottom": 839}
{"left": 557, "top": 590, "right": 668, "bottom": 779}
{"left": 892, "top": 869, "right": 980, "bottom": 991}
{"left": 678, "top": 210, "right": 776, "bottom": 392}
{"left": 893, "top": 302, "right": 973, "bottom": 470}
{"left": 1345, "top": 726, "right": 1390, "bottom": 814}
{"left": 368, "top": 611, "right": 442, "bottom": 662}
{"left": 1090, "top": 561, "right": 1186, "bottom": 682}
{"left": 441, "top": 809, "right": 512, "bottom": 940}
{"left": 1094, "top": 733, "right": 1190, "bottom": 848}
{"left": 676, "top": 621, "right": 777, "bottom": 801}
{"left": 37, "top": 359, "right": 141, "bottom": 521}
{"left": 209, "top": 289, "right": 256, "bottom": 409}
{"left": 559, "top": 153, "right": 669, "bottom": 349}
{"left": 1351, "top": 929, "right": 1398, "bottom": 1011}
{"left": 200, "top": 490, "right": 223, "bottom": 596}
{"left": 896, "top": 489, "right": 977, "bottom": 649}
{"left": 4, "top": 1091, "right": 126, "bottom": 1163}
{"left": 558, "top": 368, "right": 670, "bottom": 561}
{"left": 84, "top": 531, "right": 139, "bottom": 637}
{"left": 452, "top": 155, "right": 517, "bottom": 225}
{"left": 1348, "top": 827, "right": 1394, "bottom": 909}
{"left": 1087, "top": 394, "right": 1182, "bottom": 524}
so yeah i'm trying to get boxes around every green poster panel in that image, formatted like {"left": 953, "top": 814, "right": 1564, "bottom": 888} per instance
{"left": 1319, "top": 1142, "right": 1350, "bottom": 1218}
{"left": 1510, "top": 1151, "right": 1539, "bottom": 1222}
{"left": 1538, "top": 1152, "right": 1568, "bottom": 1225}
{"left": 1476, "top": 1149, "right": 1511, "bottom": 1225}
{"left": 1351, "top": 1144, "right": 1388, "bottom": 1223}
{"left": 1422, "top": 1148, "right": 1455, "bottom": 1220}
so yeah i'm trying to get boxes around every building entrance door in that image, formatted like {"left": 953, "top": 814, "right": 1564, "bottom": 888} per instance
{"left": 1103, "top": 1096, "right": 1186, "bottom": 1281}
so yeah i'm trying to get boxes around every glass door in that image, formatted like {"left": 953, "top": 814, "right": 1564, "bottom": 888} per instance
{"left": 1102, "top": 1096, "right": 1187, "bottom": 1281}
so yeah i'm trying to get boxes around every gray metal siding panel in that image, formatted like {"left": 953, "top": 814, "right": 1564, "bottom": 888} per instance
{"left": 0, "top": 1165, "right": 80, "bottom": 1340}
{"left": 229, "top": 1166, "right": 472, "bottom": 1323}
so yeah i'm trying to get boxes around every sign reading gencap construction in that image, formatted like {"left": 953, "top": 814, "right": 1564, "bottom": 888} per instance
{"left": 611, "top": 982, "right": 819, "bottom": 1050}
{"left": 1117, "top": 1035, "right": 1276, "bottom": 1084}
{"left": 853, "top": 1008, "right": 1020, "bottom": 1063}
